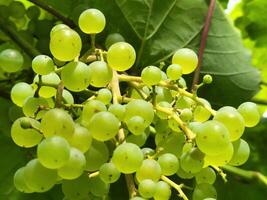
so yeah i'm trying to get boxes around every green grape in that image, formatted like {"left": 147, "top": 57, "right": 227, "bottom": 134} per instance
{"left": 195, "top": 120, "right": 231, "bottom": 155}
{"left": 153, "top": 181, "right": 171, "bottom": 200}
{"left": 50, "top": 28, "right": 82, "bottom": 61}
{"left": 176, "top": 167, "right": 195, "bottom": 179}
{"left": 229, "top": 139, "right": 250, "bottom": 166}
{"left": 69, "top": 124, "right": 92, "bottom": 153}
{"left": 37, "top": 136, "right": 71, "bottom": 169}
{"left": 204, "top": 198, "right": 216, "bottom": 200}
{"left": 155, "top": 86, "right": 173, "bottom": 103}
{"left": 63, "top": 89, "right": 74, "bottom": 104}
{"left": 24, "top": 159, "right": 57, "bottom": 192}
{"left": 166, "top": 64, "right": 182, "bottom": 80}
{"left": 203, "top": 74, "right": 213, "bottom": 84}
{"left": 193, "top": 184, "right": 217, "bottom": 200}
{"left": 85, "top": 140, "right": 109, "bottom": 171}
{"left": 58, "top": 147, "right": 86, "bottom": 180}
{"left": 89, "top": 61, "right": 112, "bottom": 87}
{"left": 88, "top": 176, "right": 110, "bottom": 197}
{"left": 131, "top": 86, "right": 150, "bottom": 100}
{"left": 167, "top": 118, "right": 181, "bottom": 132}
{"left": 213, "top": 106, "right": 245, "bottom": 141}
{"left": 96, "top": 88, "right": 112, "bottom": 105}
{"left": 172, "top": 48, "right": 198, "bottom": 74}
{"left": 142, "top": 148, "right": 155, "bottom": 157}
{"left": 107, "top": 42, "right": 136, "bottom": 71}
{"left": 238, "top": 102, "right": 260, "bottom": 127}
{"left": 9, "top": 1, "right": 25, "bottom": 19}
{"left": 0, "top": 49, "right": 23, "bottom": 73}
{"left": 156, "top": 101, "right": 172, "bottom": 119}
{"left": 138, "top": 179, "right": 156, "bottom": 198}
{"left": 124, "top": 99, "right": 154, "bottom": 127}
{"left": 188, "top": 122, "right": 202, "bottom": 134}
{"left": 108, "top": 104, "right": 125, "bottom": 121}
{"left": 88, "top": 111, "right": 120, "bottom": 141}
{"left": 27, "top": 19, "right": 36, "bottom": 33}
{"left": 126, "top": 132, "right": 147, "bottom": 147}
{"left": 158, "top": 153, "right": 179, "bottom": 176}
{"left": 61, "top": 61, "right": 91, "bottom": 92}
{"left": 126, "top": 116, "right": 146, "bottom": 135}
{"left": 99, "top": 162, "right": 121, "bottom": 183}
{"left": 32, "top": 55, "right": 54, "bottom": 75}
{"left": 112, "top": 143, "right": 143, "bottom": 174}
{"left": 180, "top": 108, "right": 193, "bottom": 122}
{"left": 154, "top": 119, "right": 171, "bottom": 135}
{"left": 50, "top": 24, "right": 70, "bottom": 37}
{"left": 105, "top": 33, "right": 125, "bottom": 49}
{"left": 14, "top": 167, "right": 33, "bottom": 193}
{"left": 141, "top": 66, "right": 162, "bottom": 86}
{"left": 176, "top": 95, "right": 195, "bottom": 109}
{"left": 11, "top": 117, "right": 42, "bottom": 148}
{"left": 195, "top": 167, "right": 216, "bottom": 185}
{"left": 26, "top": 6, "right": 40, "bottom": 19}
{"left": 182, "top": 142, "right": 194, "bottom": 153}
{"left": 22, "top": 97, "right": 49, "bottom": 119}
{"left": 8, "top": 105, "right": 24, "bottom": 122}
{"left": 136, "top": 159, "right": 162, "bottom": 182}
{"left": 0, "top": 5, "right": 9, "bottom": 19}
{"left": 78, "top": 9, "right": 106, "bottom": 34}
{"left": 130, "top": 197, "right": 146, "bottom": 200}
{"left": 180, "top": 148, "right": 204, "bottom": 174}
{"left": 193, "top": 98, "right": 212, "bottom": 122}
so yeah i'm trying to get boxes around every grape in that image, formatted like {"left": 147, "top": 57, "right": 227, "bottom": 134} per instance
{"left": 124, "top": 99, "right": 154, "bottom": 127}
{"left": 96, "top": 88, "right": 112, "bottom": 105}
{"left": 158, "top": 153, "right": 179, "bottom": 176}
{"left": 154, "top": 119, "right": 171, "bottom": 135}
{"left": 61, "top": 61, "right": 91, "bottom": 92}
{"left": 126, "top": 132, "right": 147, "bottom": 147}
{"left": 166, "top": 64, "right": 182, "bottom": 80}
{"left": 58, "top": 147, "right": 86, "bottom": 180}
{"left": 193, "top": 183, "right": 217, "bottom": 200}
{"left": 195, "top": 120, "right": 231, "bottom": 155}
{"left": 156, "top": 101, "right": 172, "bottom": 119}
{"left": 108, "top": 104, "right": 125, "bottom": 121}
{"left": 167, "top": 118, "right": 181, "bottom": 132}
{"left": 193, "top": 98, "right": 212, "bottom": 122}
{"left": 180, "top": 148, "right": 204, "bottom": 174}
{"left": 82, "top": 100, "right": 107, "bottom": 126}
{"left": 182, "top": 142, "right": 194, "bottom": 153}
{"left": 0, "top": 49, "right": 23, "bottom": 73}
{"left": 63, "top": 89, "right": 74, "bottom": 104}
{"left": 107, "top": 42, "right": 136, "bottom": 71}
{"left": 180, "top": 108, "right": 193, "bottom": 122}
{"left": 138, "top": 179, "right": 156, "bottom": 198}
{"left": 213, "top": 106, "right": 245, "bottom": 141}
{"left": 155, "top": 86, "right": 173, "bottom": 103}
{"left": 204, "top": 198, "right": 216, "bottom": 200}
{"left": 37, "top": 136, "right": 71, "bottom": 169}
{"left": 99, "top": 162, "right": 121, "bottom": 183}
{"left": 88, "top": 111, "right": 120, "bottom": 141}
{"left": 153, "top": 181, "right": 171, "bottom": 200}
{"left": 203, "top": 74, "right": 213, "bottom": 84}
{"left": 0, "top": 5, "right": 9, "bottom": 19}
{"left": 11, "top": 117, "right": 42, "bottom": 148}
{"left": 112, "top": 143, "right": 143, "bottom": 174}
{"left": 105, "top": 33, "right": 125, "bottom": 49}
{"left": 40, "top": 108, "right": 74, "bottom": 140}
{"left": 141, "top": 66, "right": 162, "bottom": 86}
{"left": 142, "top": 148, "right": 155, "bottom": 157}
{"left": 126, "top": 116, "right": 146, "bottom": 135}
{"left": 22, "top": 97, "right": 49, "bottom": 119}
{"left": 176, "top": 167, "right": 195, "bottom": 179}
{"left": 26, "top": 6, "right": 40, "bottom": 19}
{"left": 195, "top": 167, "right": 216, "bottom": 185}
{"left": 238, "top": 102, "right": 260, "bottom": 127}
{"left": 14, "top": 167, "right": 33, "bottom": 193}
{"left": 50, "top": 24, "right": 70, "bottom": 37}
{"left": 88, "top": 176, "right": 110, "bottom": 197}
{"left": 172, "top": 48, "right": 198, "bottom": 74}
{"left": 229, "top": 139, "right": 250, "bottom": 166}
{"left": 24, "top": 159, "right": 57, "bottom": 192}
{"left": 176, "top": 95, "right": 195, "bottom": 109}
{"left": 78, "top": 9, "right": 106, "bottom": 34}
{"left": 136, "top": 159, "right": 162, "bottom": 182}
{"left": 50, "top": 28, "right": 82, "bottom": 61}
{"left": 89, "top": 61, "right": 112, "bottom": 87}
{"left": 69, "top": 124, "right": 92, "bottom": 153}
{"left": 8, "top": 105, "right": 24, "bottom": 122}
{"left": 9, "top": 1, "right": 25, "bottom": 19}
{"left": 32, "top": 55, "right": 54, "bottom": 75}
{"left": 130, "top": 197, "right": 146, "bottom": 200}
{"left": 85, "top": 140, "right": 109, "bottom": 171}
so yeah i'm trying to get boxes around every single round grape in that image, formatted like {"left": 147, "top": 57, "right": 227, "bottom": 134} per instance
{"left": 126, "top": 116, "right": 146, "bottom": 135}
{"left": 153, "top": 181, "right": 171, "bottom": 200}
{"left": 238, "top": 102, "right": 260, "bottom": 127}
{"left": 24, "top": 159, "right": 57, "bottom": 192}
{"left": 96, "top": 88, "right": 112, "bottom": 105}
{"left": 32, "top": 55, "right": 54, "bottom": 75}
{"left": 108, "top": 104, "right": 125, "bottom": 121}
{"left": 156, "top": 101, "right": 172, "bottom": 119}
{"left": 214, "top": 106, "right": 245, "bottom": 141}
{"left": 195, "top": 167, "right": 216, "bottom": 185}
{"left": 136, "top": 159, "right": 162, "bottom": 182}
{"left": 195, "top": 120, "right": 231, "bottom": 155}
{"left": 105, "top": 33, "right": 125, "bottom": 49}
{"left": 155, "top": 86, "right": 173, "bottom": 103}
{"left": 89, "top": 61, "right": 112, "bottom": 87}
{"left": 203, "top": 74, "right": 213, "bottom": 84}
{"left": 176, "top": 95, "right": 195, "bottom": 109}
{"left": 11, "top": 117, "right": 42, "bottom": 148}
{"left": 58, "top": 147, "right": 86, "bottom": 180}
{"left": 99, "top": 162, "right": 121, "bottom": 183}
{"left": 40, "top": 108, "right": 75, "bottom": 140}
{"left": 37, "top": 136, "right": 70, "bottom": 169}
{"left": 180, "top": 148, "right": 204, "bottom": 174}
{"left": 63, "top": 89, "right": 74, "bottom": 104}
{"left": 88, "top": 176, "right": 110, "bottom": 197}
{"left": 85, "top": 140, "right": 109, "bottom": 171}
{"left": 154, "top": 119, "right": 171, "bottom": 135}
{"left": 107, "top": 42, "right": 136, "bottom": 71}
{"left": 112, "top": 143, "right": 143, "bottom": 174}
{"left": 182, "top": 142, "right": 194, "bottom": 153}
{"left": 61, "top": 61, "right": 91, "bottom": 92}
{"left": 193, "top": 98, "right": 212, "bottom": 122}
{"left": 176, "top": 167, "right": 195, "bottom": 179}
{"left": 9, "top": 1, "right": 25, "bottom": 19}
{"left": 193, "top": 183, "right": 217, "bottom": 200}
{"left": 78, "top": 9, "right": 106, "bottom": 34}
{"left": 50, "top": 28, "right": 82, "bottom": 61}
{"left": 229, "top": 139, "right": 250, "bottom": 166}
{"left": 14, "top": 167, "right": 33, "bottom": 193}
{"left": 22, "top": 97, "right": 49, "bottom": 119}
{"left": 0, "top": 49, "right": 24, "bottom": 72}
{"left": 166, "top": 64, "right": 182, "bottom": 80}
{"left": 180, "top": 108, "right": 193, "bottom": 122}
{"left": 142, "top": 148, "right": 155, "bottom": 157}
{"left": 158, "top": 153, "right": 179, "bottom": 176}
{"left": 50, "top": 24, "right": 70, "bottom": 37}
{"left": 26, "top": 6, "right": 40, "bottom": 19}
{"left": 88, "top": 111, "right": 120, "bottom": 141}
{"left": 141, "top": 66, "right": 162, "bottom": 86}
{"left": 172, "top": 48, "right": 198, "bottom": 74}
{"left": 126, "top": 132, "right": 147, "bottom": 147}
{"left": 138, "top": 179, "right": 156, "bottom": 198}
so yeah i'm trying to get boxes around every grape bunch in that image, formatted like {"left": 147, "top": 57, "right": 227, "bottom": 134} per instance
{"left": 10, "top": 7, "right": 260, "bottom": 200}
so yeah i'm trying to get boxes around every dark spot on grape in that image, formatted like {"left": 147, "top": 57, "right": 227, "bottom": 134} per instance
{"left": 41, "top": 186, "right": 44, "bottom": 190}
{"left": 203, "top": 136, "right": 207, "bottom": 139}
{"left": 54, "top": 159, "right": 58, "bottom": 163}
{"left": 76, "top": 192, "right": 80, "bottom": 196}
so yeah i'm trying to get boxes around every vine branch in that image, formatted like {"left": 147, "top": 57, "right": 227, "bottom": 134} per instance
{"left": 252, "top": 98, "right": 267, "bottom": 105}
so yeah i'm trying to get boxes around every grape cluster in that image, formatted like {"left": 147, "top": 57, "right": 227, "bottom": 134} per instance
{"left": 10, "top": 8, "right": 260, "bottom": 200}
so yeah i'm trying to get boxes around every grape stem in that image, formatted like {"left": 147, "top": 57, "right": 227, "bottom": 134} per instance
{"left": 161, "top": 175, "right": 189, "bottom": 200}
{"left": 212, "top": 165, "right": 227, "bottom": 182}
{"left": 252, "top": 98, "right": 267, "bottom": 105}
{"left": 88, "top": 171, "right": 100, "bottom": 178}
{"left": 55, "top": 81, "right": 64, "bottom": 108}
{"left": 222, "top": 165, "right": 267, "bottom": 186}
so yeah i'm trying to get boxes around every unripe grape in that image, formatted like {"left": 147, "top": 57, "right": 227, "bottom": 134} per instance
{"left": 96, "top": 88, "right": 112, "bottom": 105}
{"left": 9, "top": 1, "right": 25, "bottom": 19}
{"left": 126, "top": 116, "right": 146, "bottom": 135}
{"left": 166, "top": 64, "right": 182, "bottom": 80}
{"left": 89, "top": 61, "right": 113, "bottom": 87}
{"left": 193, "top": 183, "right": 217, "bottom": 200}
{"left": 26, "top": 6, "right": 40, "bottom": 19}
{"left": 50, "top": 24, "right": 70, "bottom": 37}
{"left": 157, "top": 153, "right": 179, "bottom": 176}
{"left": 105, "top": 33, "right": 125, "bottom": 49}
{"left": 138, "top": 179, "right": 156, "bottom": 198}
{"left": 229, "top": 139, "right": 250, "bottom": 166}
{"left": 238, "top": 102, "right": 260, "bottom": 127}
{"left": 136, "top": 159, "right": 162, "bottom": 182}
{"left": 0, "top": 49, "right": 24, "bottom": 73}
{"left": 11, "top": 82, "right": 35, "bottom": 107}
{"left": 203, "top": 74, "right": 213, "bottom": 84}
{"left": 141, "top": 66, "right": 162, "bottom": 86}
{"left": 32, "top": 55, "right": 54, "bottom": 75}
{"left": 14, "top": 167, "right": 33, "bottom": 193}
{"left": 99, "top": 162, "right": 121, "bottom": 183}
